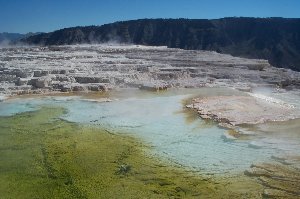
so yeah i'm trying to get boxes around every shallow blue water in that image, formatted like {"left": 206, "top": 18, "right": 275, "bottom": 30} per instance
{"left": 0, "top": 89, "right": 298, "bottom": 175}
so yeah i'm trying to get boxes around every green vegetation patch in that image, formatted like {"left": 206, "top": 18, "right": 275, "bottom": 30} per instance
{"left": 0, "top": 106, "right": 261, "bottom": 198}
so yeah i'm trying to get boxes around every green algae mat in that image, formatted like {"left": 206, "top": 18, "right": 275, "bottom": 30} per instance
{"left": 0, "top": 107, "right": 261, "bottom": 199}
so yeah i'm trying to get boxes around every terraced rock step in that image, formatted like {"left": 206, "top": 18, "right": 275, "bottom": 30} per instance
{"left": 1, "top": 44, "right": 300, "bottom": 96}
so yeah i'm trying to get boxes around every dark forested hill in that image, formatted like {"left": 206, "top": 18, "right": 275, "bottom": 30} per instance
{"left": 23, "top": 18, "right": 300, "bottom": 71}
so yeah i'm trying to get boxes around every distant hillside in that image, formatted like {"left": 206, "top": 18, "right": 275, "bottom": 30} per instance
{"left": 0, "top": 32, "right": 24, "bottom": 43}
{"left": 23, "top": 18, "right": 300, "bottom": 71}
{"left": 0, "top": 32, "right": 42, "bottom": 44}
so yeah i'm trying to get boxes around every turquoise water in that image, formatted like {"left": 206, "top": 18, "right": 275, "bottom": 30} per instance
{"left": 0, "top": 88, "right": 299, "bottom": 175}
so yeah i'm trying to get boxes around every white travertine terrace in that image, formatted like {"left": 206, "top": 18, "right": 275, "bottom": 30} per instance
{"left": 0, "top": 44, "right": 299, "bottom": 96}
{"left": 187, "top": 95, "right": 300, "bottom": 126}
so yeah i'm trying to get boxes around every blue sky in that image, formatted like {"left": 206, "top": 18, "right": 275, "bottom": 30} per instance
{"left": 0, "top": 0, "right": 299, "bottom": 33}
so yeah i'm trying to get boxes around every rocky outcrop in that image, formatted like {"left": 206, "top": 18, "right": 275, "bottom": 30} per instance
{"left": 16, "top": 78, "right": 30, "bottom": 86}
{"left": 29, "top": 77, "right": 52, "bottom": 88}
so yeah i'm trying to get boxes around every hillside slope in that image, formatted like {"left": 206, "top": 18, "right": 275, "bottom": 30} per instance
{"left": 23, "top": 18, "right": 300, "bottom": 71}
